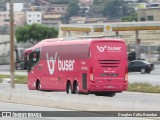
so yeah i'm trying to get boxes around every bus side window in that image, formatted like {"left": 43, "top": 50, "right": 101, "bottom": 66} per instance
{"left": 28, "top": 48, "right": 40, "bottom": 72}
{"left": 33, "top": 48, "right": 40, "bottom": 63}
{"left": 24, "top": 53, "right": 30, "bottom": 70}
{"left": 28, "top": 52, "right": 33, "bottom": 72}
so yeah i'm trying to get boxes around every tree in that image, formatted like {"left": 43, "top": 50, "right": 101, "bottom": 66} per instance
{"left": 121, "top": 13, "right": 137, "bottom": 22}
{"left": 103, "top": 0, "right": 135, "bottom": 19}
{"left": 103, "top": 0, "right": 122, "bottom": 19}
{"left": 90, "top": 0, "right": 107, "bottom": 17}
{"left": 64, "top": 0, "right": 79, "bottom": 21}
{"left": 15, "top": 24, "right": 58, "bottom": 45}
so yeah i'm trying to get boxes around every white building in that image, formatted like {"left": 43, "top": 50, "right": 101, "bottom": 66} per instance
{"left": 26, "top": 12, "right": 42, "bottom": 25}
{"left": 6, "top": 3, "right": 24, "bottom": 12}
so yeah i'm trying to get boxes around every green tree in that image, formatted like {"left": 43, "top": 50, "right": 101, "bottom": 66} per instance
{"left": 65, "top": 0, "right": 79, "bottom": 22}
{"left": 90, "top": 0, "right": 107, "bottom": 16}
{"left": 15, "top": 24, "right": 58, "bottom": 45}
{"left": 103, "top": 0, "right": 124, "bottom": 19}
{"left": 121, "top": 13, "right": 137, "bottom": 22}
{"left": 103, "top": 0, "right": 135, "bottom": 19}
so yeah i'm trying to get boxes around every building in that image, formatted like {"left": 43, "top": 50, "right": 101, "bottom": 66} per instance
{"left": 69, "top": 16, "right": 107, "bottom": 24}
{"left": 42, "top": 4, "right": 68, "bottom": 28}
{"left": 79, "top": 0, "right": 93, "bottom": 6}
{"left": 148, "top": 2, "right": 160, "bottom": 7}
{"left": 47, "top": 4, "right": 68, "bottom": 14}
{"left": 138, "top": 7, "right": 160, "bottom": 21}
{"left": 42, "top": 12, "right": 62, "bottom": 28}
{"left": 6, "top": 3, "right": 24, "bottom": 12}
{"left": 0, "top": 11, "right": 26, "bottom": 26}
{"left": 26, "top": 11, "right": 42, "bottom": 24}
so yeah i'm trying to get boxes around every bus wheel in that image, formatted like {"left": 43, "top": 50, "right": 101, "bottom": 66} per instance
{"left": 66, "top": 82, "right": 72, "bottom": 94}
{"left": 36, "top": 80, "right": 41, "bottom": 91}
{"left": 95, "top": 92, "right": 115, "bottom": 97}
{"left": 74, "top": 83, "right": 79, "bottom": 94}
{"left": 107, "top": 92, "right": 115, "bottom": 97}
{"left": 141, "top": 69, "right": 146, "bottom": 74}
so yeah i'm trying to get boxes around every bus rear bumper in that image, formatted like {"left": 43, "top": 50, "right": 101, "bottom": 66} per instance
{"left": 88, "top": 83, "right": 128, "bottom": 92}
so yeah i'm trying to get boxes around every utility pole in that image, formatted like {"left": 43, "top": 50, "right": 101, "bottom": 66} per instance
{"left": 135, "top": 30, "right": 141, "bottom": 59}
{"left": 10, "top": 0, "right": 15, "bottom": 89}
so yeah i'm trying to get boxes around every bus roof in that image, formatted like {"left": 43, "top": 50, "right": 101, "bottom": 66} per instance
{"left": 31, "top": 37, "right": 125, "bottom": 49}
{"left": 43, "top": 38, "right": 124, "bottom": 46}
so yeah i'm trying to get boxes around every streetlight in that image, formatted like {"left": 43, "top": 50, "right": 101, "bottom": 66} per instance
{"left": 10, "top": 0, "right": 15, "bottom": 89}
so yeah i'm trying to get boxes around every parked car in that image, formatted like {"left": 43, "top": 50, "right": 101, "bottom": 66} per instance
{"left": 128, "top": 60, "right": 154, "bottom": 74}
{"left": 15, "top": 60, "right": 25, "bottom": 70}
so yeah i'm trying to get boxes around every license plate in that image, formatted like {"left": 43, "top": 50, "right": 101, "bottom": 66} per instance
{"left": 107, "top": 86, "right": 114, "bottom": 88}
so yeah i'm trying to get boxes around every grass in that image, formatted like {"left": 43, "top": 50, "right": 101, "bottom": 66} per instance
{"left": 0, "top": 74, "right": 160, "bottom": 93}
{"left": 0, "top": 74, "right": 27, "bottom": 84}
{"left": 128, "top": 83, "right": 160, "bottom": 93}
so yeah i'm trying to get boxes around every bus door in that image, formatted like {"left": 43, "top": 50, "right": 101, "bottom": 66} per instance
{"left": 92, "top": 41, "right": 127, "bottom": 86}
{"left": 28, "top": 48, "right": 41, "bottom": 89}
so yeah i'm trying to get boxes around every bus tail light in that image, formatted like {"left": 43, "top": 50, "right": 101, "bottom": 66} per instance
{"left": 90, "top": 67, "right": 94, "bottom": 81}
{"left": 125, "top": 66, "right": 128, "bottom": 82}
{"left": 90, "top": 73, "right": 94, "bottom": 81}
{"left": 125, "top": 73, "right": 128, "bottom": 82}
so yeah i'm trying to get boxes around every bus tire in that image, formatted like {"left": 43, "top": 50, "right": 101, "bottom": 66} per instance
{"left": 74, "top": 82, "right": 79, "bottom": 94}
{"left": 36, "top": 80, "right": 41, "bottom": 91}
{"left": 107, "top": 92, "right": 115, "bottom": 97}
{"left": 66, "top": 82, "right": 72, "bottom": 94}
{"left": 95, "top": 92, "right": 115, "bottom": 97}
{"left": 141, "top": 69, "right": 146, "bottom": 74}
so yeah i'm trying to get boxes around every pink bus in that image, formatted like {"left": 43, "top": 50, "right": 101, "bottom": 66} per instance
{"left": 26, "top": 38, "right": 128, "bottom": 96}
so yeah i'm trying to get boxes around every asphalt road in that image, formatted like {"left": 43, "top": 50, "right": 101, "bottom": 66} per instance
{"left": 0, "top": 102, "right": 151, "bottom": 120}
{"left": 128, "top": 64, "right": 160, "bottom": 85}
{"left": 0, "top": 65, "right": 160, "bottom": 106}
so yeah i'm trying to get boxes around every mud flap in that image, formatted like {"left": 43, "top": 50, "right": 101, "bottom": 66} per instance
{"left": 82, "top": 73, "right": 87, "bottom": 90}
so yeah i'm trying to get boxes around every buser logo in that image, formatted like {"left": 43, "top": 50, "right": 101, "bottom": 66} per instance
{"left": 46, "top": 52, "right": 75, "bottom": 75}
{"left": 107, "top": 46, "right": 121, "bottom": 51}
{"left": 97, "top": 45, "right": 106, "bottom": 52}
{"left": 58, "top": 58, "right": 75, "bottom": 71}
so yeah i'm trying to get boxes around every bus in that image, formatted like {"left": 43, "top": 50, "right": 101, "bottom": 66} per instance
{"left": 26, "top": 38, "right": 128, "bottom": 96}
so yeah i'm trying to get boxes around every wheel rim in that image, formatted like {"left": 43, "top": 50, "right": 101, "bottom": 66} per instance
{"left": 37, "top": 82, "right": 41, "bottom": 91}
{"left": 141, "top": 69, "right": 145, "bottom": 74}
{"left": 75, "top": 84, "right": 79, "bottom": 94}
{"left": 67, "top": 83, "right": 72, "bottom": 94}
{"left": 69, "top": 84, "right": 72, "bottom": 94}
